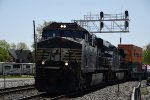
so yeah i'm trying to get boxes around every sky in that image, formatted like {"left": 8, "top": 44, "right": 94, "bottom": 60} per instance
{"left": 0, "top": 0, "right": 150, "bottom": 50}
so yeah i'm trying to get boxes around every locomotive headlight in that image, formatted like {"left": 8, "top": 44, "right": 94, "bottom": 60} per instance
{"left": 60, "top": 25, "right": 66, "bottom": 28}
{"left": 65, "top": 62, "right": 68, "bottom": 66}
{"left": 60, "top": 25, "right": 64, "bottom": 28}
{"left": 63, "top": 25, "right": 66, "bottom": 28}
{"left": 42, "top": 61, "right": 45, "bottom": 65}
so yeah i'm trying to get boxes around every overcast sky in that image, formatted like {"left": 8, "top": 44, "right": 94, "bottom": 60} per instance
{"left": 0, "top": 0, "right": 150, "bottom": 50}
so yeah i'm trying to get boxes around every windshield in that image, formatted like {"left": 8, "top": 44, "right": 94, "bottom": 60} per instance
{"left": 42, "top": 30, "right": 85, "bottom": 39}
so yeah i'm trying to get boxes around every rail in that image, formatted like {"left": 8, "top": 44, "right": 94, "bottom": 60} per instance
{"left": 0, "top": 85, "right": 35, "bottom": 95}
{"left": 131, "top": 82, "right": 141, "bottom": 100}
{"left": 17, "top": 92, "right": 46, "bottom": 100}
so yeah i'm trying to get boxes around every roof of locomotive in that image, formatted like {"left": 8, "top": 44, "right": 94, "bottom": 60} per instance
{"left": 43, "top": 22, "right": 89, "bottom": 32}
{"left": 41, "top": 22, "right": 93, "bottom": 39}
{"left": 96, "top": 37, "right": 117, "bottom": 51}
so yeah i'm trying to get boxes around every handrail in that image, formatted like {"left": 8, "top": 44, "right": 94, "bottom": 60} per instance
{"left": 131, "top": 82, "right": 141, "bottom": 100}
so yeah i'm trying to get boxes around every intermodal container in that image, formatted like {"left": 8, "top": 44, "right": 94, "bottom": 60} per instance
{"left": 118, "top": 44, "right": 142, "bottom": 63}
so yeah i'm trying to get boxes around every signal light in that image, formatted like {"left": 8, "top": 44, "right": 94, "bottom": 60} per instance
{"left": 125, "top": 21, "right": 129, "bottom": 30}
{"left": 100, "top": 11, "right": 104, "bottom": 19}
{"left": 100, "top": 22, "right": 104, "bottom": 30}
{"left": 125, "top": 10, "right": 129, "bottom": 19}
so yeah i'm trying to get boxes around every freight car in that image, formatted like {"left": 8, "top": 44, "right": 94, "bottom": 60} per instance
{"left": 0, "top": 62, "right": 34, "bottom": 75}
{"left": 118, "top": 44, "right": 144, "bottom": 79}
{"left": 35, "top": 22, "right": 129, "bottom": 93}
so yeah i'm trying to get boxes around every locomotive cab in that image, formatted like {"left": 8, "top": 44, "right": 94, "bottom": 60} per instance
{"left": 35, "top": 22, "right": 90, "bottom": 93}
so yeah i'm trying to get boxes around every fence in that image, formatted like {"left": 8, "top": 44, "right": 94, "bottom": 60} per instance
{"left": 131, "top": 82, "right": 141, "bottom": 100}
{"left": 0, "top": 62, "right": 35, "bottom": 76}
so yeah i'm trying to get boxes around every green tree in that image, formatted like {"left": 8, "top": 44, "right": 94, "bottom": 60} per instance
{"left": 0, "top": 48, "right": 11, "bottom": 62}
{"left": 0, "top": 40, "right": 10, "bottom": 50}
{"left": 0, "top": 40, "right": 11, "bottom": 61}
{"left": 143, "top": 43, "right": 150, "bottom": 64}
{"left": 10, "top": 43, "right": 17, "bottom": 49}
{"left": 17, "top": 42, "right": 29, "bottom": 50}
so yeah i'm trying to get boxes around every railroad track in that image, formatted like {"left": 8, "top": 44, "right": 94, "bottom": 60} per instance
{"left": 0, "top": 84, "right": 66, "bottom": 100}
{"left": 17, "top": 92, "right": 46, "bottom": 100}
{"left": 0, "top": 80, "right": 130, "bottom": 100}
{"left": 17, "top": 80, "right": 128, "bottom": 100}
{"left": 0, "top": 85, "right": 35, "bottom": 95}
{"left": 62, "top": 80, "right": 129, "bottom": 99}
{"left": 17, "top": 93, "right": 66, "bottom": 100}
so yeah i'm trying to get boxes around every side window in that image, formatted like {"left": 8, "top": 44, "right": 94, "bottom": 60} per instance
{"left": 89, "top": 35, "right": 92, "bottom": 46}
{"left": 85, "top": 34, "right": 88, "bottom": 42}
{"left": 26, "top": 65, "right": 30, "bottom": 68}
{"left": 92, "top": 35, "right": 96, "bottom": 47}
{"left": 4, "top": 66, "right": 11, "bottom": 69}
{"left": 13, "top": 64, "right": 20, "bottom": 68}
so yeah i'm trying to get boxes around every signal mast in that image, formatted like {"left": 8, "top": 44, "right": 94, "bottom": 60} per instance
{"left": 73, "top": 11, "right": 129, "bottom": 44}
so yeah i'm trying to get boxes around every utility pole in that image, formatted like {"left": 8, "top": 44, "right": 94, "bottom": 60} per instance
{"left": 120, "top": 33, "right": 122, "bottom": 44}
{"left": 33, "top": 20, "right": 37, "bottom": 78}
{"left": 33, "top": 20, "right": 37, "bottom": 64}
{"left": 117, "top": 73, "right": 120, "bottom": 92}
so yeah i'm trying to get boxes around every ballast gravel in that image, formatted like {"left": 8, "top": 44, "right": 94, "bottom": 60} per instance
{"left": 71, "top": 81, "right": 138, "bottom": 100}
{"left": 0, "top": 79, "right": 138, "bottom": 100}
{"left": 0, "top": 78, "right": 34, "bottom": 89}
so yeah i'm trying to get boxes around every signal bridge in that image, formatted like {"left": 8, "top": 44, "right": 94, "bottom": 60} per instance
{"left": 73, "top": 11, "right": 129, "bottom": 33}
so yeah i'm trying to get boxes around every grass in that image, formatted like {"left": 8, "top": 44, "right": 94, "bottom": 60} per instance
{"left": 140, "top": 87, "right": 148, "bottom": 95}
{"left": 0, "top": 75, "right": 34, "bottom": 78}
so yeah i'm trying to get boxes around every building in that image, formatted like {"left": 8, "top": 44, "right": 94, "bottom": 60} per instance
{"left": 9, "top": 49, "right": 32, "bottom": 63}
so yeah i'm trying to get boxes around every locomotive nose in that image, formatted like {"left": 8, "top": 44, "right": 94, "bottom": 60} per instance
{"left": 37, "top": 37, "right": 82, "bottom": 49}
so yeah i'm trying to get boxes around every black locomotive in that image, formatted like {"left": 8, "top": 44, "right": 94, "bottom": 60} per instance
{"left": 35, "top": 22, "right": 129, "bottom": 93}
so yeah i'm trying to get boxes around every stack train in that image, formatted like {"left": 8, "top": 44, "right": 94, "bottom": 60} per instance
{"left": 35, "top": 22, "right": 144, "bottom": 93}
